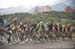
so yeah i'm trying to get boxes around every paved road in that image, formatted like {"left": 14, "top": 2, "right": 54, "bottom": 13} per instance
{"left": 0, "top": 40, "right": 75, "bottom": 49}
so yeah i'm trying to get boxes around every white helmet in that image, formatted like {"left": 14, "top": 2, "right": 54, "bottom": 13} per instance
{"left": 20, "top": 22, "right": 23, "bottom": 25}
{"left": 62, "top": 25, "right": 65, "bottom": 27}
{"left": 40, "top": 21, "right": 43, "bottom": 24}
{"left": 67, "top": 24, "right": 70, "bottom": 26}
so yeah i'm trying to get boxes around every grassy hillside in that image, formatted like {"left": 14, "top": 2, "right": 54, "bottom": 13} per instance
{"left": 0, "top": 11, "right": 75, "bottom": 26}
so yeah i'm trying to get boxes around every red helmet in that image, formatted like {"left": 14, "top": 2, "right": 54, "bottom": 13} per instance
{"left": 12, "top": 18, "right": 17, "bottom": 22}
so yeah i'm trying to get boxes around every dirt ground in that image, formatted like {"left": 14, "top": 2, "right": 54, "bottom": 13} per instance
{"left": 0, "top": 39, "right": 75, "bottom": 49}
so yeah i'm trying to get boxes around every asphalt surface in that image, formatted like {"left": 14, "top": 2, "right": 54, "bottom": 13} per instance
{"left": 0, "top": 39, "right": 75, "bottom": 49}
